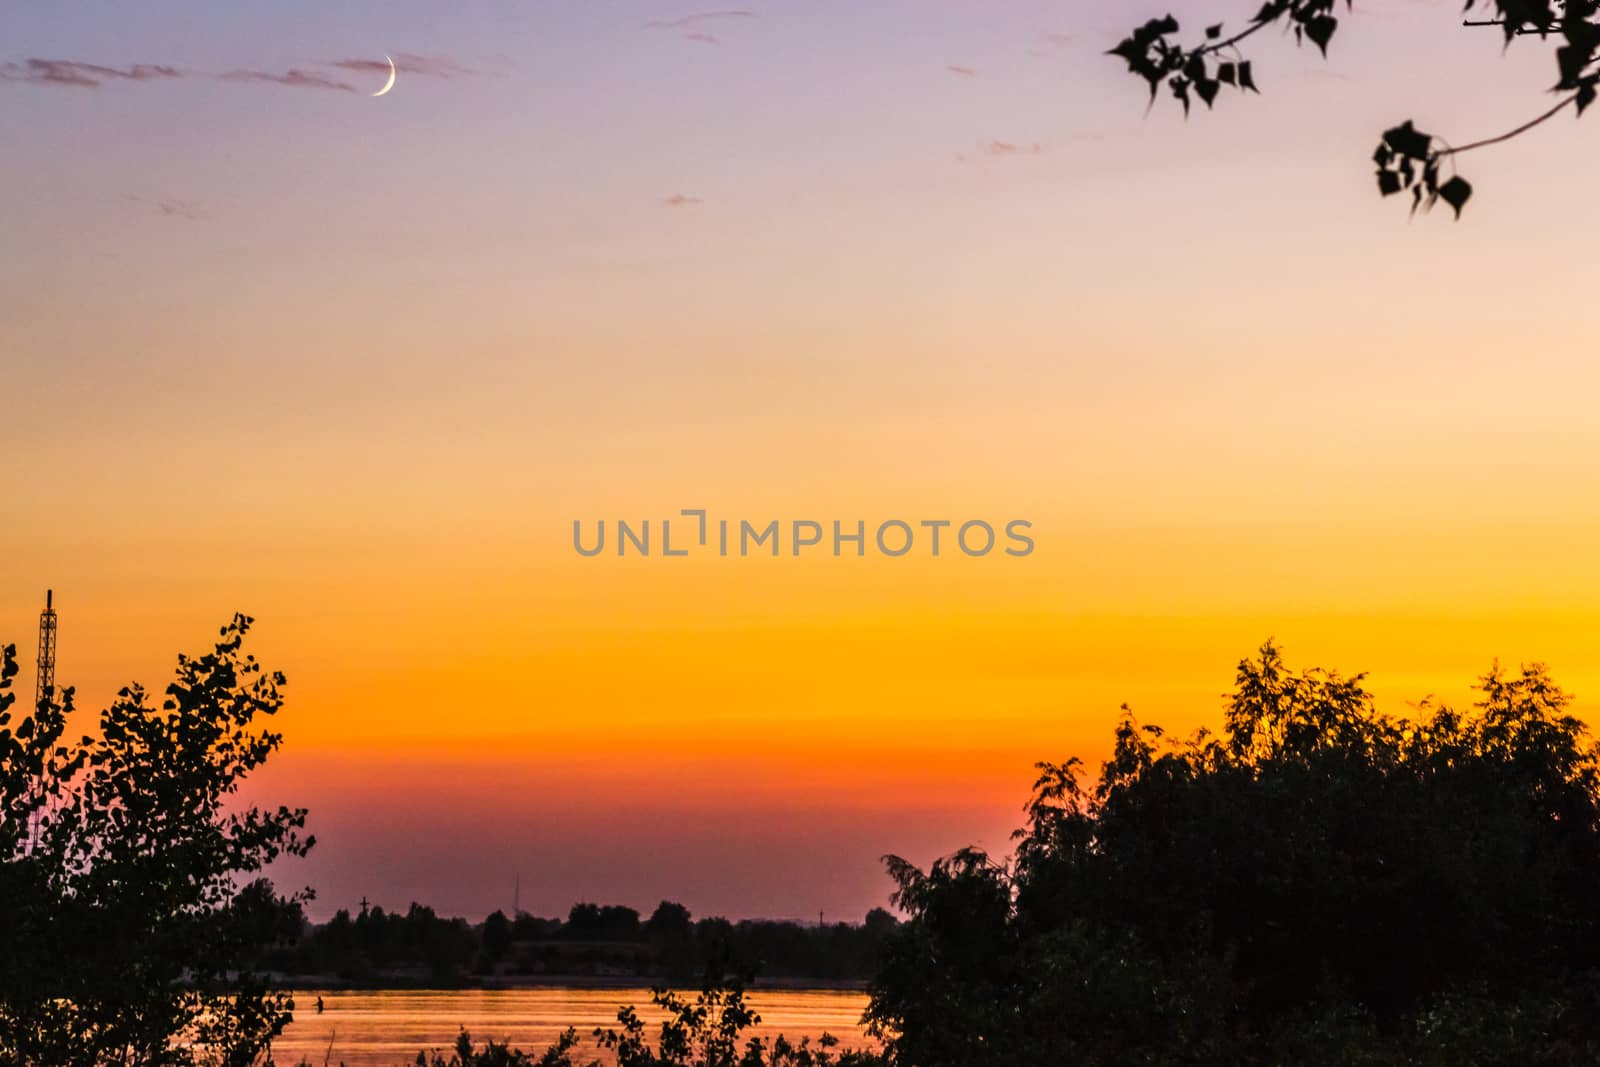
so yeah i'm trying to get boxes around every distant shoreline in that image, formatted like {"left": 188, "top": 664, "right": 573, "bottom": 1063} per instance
{"left": 281, "top": 975, "right": 870, "bottom": 993}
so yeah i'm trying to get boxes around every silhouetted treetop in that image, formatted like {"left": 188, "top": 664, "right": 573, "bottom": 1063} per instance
{"left": 0, "top": 615, "right": 313, "bottom": 1064}
{"left": 870, "top": 641, "right": 1600, "bottom": 1064}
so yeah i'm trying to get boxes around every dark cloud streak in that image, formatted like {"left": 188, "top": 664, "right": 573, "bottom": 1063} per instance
{"left": 218, "top": 68, "right": 355, "bottom": 92}
{"left": 0, "top": 59, "right": 181, "bottom": 88}
{"left": 124, "top": 194, "right": 207, "bottom": 221}
{"left": 330, "top": 54, "right": 477, "bottom": 79}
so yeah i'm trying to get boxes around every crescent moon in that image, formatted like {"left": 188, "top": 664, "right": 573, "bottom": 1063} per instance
{"left": 371, "top": 55, "right": 396, "bottom": 97}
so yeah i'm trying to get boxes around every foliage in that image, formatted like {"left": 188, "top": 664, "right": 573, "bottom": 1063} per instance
{"left": 0, "top": 616, "right": 312, "bottom": 1066}
{"left": 868, "top": 642, "right": 1600, "bottom": 1065}
{"left": 566, "top": 902, "right": 643, "bottom": 940}
{"left": 593, "top": 984, "right": 880, "bottom": 1067}
{"left": 412, "top": 1027, "right": 590, "bottom": 1067}
{"left": 403, "top": 983, "right": 884, "bottom": 1067}
{"left": 1111, "top": 2, "right": 1600, "bottom": 216}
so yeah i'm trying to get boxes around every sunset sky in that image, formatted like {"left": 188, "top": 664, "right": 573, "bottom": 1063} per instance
{"left": 7, "top": 1, "right": 1600, "bottom": 922}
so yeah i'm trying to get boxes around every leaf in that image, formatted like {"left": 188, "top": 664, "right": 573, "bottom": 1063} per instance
{"left": 1239, "top": 61, "right": 1259, "bottom": 92}
{"left": 1219, "top": 62, "right": 1237, "bottom": 86}
{"left": 1304, "top": 14, "right": 1338, "bottom": 56}
{"left": 1556, "top": 43, "right": 1590, "bottom": 89}
{"left": 1378, "top": 171, "right": 1402, "bottom": 196}
{"left": 1382, "top": 120, "right": 1432, "bottom": 160}
{"left": 1206, "top": 23, "right": 1223, "bottom": 39}
{"left": 1437, "top": 176, "right": 1473, "bottom": 218}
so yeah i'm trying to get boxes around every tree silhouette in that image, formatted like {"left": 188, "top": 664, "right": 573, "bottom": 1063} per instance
{"left": 1112, "top": 1, "right": 1600, "bottom": 217}
{"left": 868, "top": 642, "right": 1600, "bottom": 1064}
{"left": 647, "top": 901, "right": 694, "bottom": 937}
{"left": 483, "top": 909, "right": 514, "bottom": 967}
{"left": 0, "top": 615, "right": 312, "bottom": 1065}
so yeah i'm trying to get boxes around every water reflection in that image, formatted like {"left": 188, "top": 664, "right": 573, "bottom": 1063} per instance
{"left": 274, "top": 988, "right": 872, "bottom": 1066}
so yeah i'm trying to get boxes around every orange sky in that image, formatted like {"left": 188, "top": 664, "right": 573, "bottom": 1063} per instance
{"left": 6, "top": 0, "right": 1600, "bottom": 920}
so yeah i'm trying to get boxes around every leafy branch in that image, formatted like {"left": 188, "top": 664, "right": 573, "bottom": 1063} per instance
{"left": 1110, "top": 0, "right": 1600, "bottom": 218}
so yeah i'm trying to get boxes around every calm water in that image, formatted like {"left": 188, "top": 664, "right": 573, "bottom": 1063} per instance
{"left": 272, "top": 988, "right": 873, "bottom": 1067}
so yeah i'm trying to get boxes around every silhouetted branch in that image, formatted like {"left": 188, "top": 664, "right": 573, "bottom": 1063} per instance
{"left": 1112, "top": 0, "right": 1600, "bottom": 217}
{"left": 1437, "top": 93, "right": 1578, "bottom": 157}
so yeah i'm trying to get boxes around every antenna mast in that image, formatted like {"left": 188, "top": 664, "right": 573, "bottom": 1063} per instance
{"left": 36, "top": 589, "right": 56, "bottom": 710}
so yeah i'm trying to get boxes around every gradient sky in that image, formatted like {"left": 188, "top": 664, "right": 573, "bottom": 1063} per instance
{"left": 7, "top": 1, "right": 1600, "bottom": 923}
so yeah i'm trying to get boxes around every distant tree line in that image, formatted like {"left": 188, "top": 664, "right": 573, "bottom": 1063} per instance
{"left": 258, "top": 899, "right": 899, "bottom": 986}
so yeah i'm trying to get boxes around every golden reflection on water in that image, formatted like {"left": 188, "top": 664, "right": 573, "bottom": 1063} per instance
{"left": 273, "top": 988, "right": 873, "bottom": 1066}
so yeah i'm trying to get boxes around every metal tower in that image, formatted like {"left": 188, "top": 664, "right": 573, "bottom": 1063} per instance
{"left": 36, "top": 589, "right": 56, "bottom": 710}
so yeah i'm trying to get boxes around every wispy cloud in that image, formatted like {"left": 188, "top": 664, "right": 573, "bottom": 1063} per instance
{"left": 945, "top": 64, "right": 978, "bottom": 78}
{"left": 661, "top": 193, "right": 704, "bottom": 208}
{"left": 0, "top": 59, "right": 181, "bottom": 88}
{"left": 219, "top": 68, "right": 356, "bottom": 92}
{"left": 1027, "top": 31, "right": 1076, "bottom": 58}
{"left": 955, "top": 139, "right": 1047, "bottom": 163}
{"left": 955, "top": 132, "right": 1112, "bottom": 163}
{"left": 984, "top": 140, "right": 1044, "bottom": 157}
{"left": 648, "top": 10, "right": 755, "bottom": 46}
{"left": 330, "top": 53, "right": 477, "bottom": 79}
{"left": 646, "top": 10, "right": 755, "bottom": 30}
{"left": 124, "top": 194, "right": 207, "bottom": 221}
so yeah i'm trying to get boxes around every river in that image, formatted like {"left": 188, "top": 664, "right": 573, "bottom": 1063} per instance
{"left": 272, "top": 987, "right": 873, "bottom": 1066}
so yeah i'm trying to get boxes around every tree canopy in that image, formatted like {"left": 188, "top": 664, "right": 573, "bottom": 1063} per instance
{"left": 868, "top": 642, "right": 1600, "bottom": 1065}
{"left": 1112, "top": 1, "right": 1600, "bottom": 217}
{"left": 0, "top": 615, "right": 312, "bottom": 1066}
